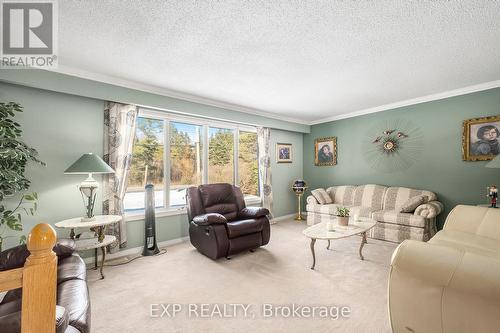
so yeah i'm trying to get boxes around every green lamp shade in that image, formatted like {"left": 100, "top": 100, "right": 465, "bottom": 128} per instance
{"left": 486, "top": 155, "right": 500, "bottom": 169}
{"left": 64, "top": 153, "right": 114, "bottom": 174}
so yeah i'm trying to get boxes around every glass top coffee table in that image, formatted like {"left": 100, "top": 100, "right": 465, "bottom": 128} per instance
{"left": 302, "top": 217, "right": 377, "bottom": 270}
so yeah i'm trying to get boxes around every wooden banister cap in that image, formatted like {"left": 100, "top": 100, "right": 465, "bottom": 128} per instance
{"left": 27, "top": 223, "right": 56, "bottom": 252}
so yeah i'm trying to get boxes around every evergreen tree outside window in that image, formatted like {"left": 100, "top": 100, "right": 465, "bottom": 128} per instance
{"left": 124, "top": 111, "right": 260, "bottom": 212}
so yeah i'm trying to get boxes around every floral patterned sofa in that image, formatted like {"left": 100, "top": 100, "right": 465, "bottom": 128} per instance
{"left": 306, "top": 184, "right": 444, "bottom": 243}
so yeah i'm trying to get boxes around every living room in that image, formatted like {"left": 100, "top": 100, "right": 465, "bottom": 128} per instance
{"left": 0, "top": 1, "right": 499, "bottom": 333}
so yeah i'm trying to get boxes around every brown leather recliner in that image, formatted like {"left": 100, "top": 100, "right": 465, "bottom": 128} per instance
{"left": 186, "top": 183, "right": 271, "bottom": 259}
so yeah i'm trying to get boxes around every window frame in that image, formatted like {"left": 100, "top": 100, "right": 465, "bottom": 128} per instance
{"left": 125, "top": 108, "right": 261, "bottom": 221}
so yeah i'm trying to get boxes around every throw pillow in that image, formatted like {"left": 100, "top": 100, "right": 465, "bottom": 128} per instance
{"left": 399, "top": 195, "right": 427, "bottom": 213}
{"left": 311, "top": 188, "right": 333, "bottom": 204}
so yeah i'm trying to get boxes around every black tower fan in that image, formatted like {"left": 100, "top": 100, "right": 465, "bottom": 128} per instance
{"left": 143, "top": 184, "right": 160, "bottom": 256}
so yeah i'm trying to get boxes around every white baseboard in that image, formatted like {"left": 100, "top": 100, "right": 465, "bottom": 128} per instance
{"left": 83, "top": 213, "right": 300, "bottom": 264}
{"left": 82, "top": 236, "right": 189, "bottom": 265}
{"left": 270, "top": 213, "right": 300, "bottom": 223}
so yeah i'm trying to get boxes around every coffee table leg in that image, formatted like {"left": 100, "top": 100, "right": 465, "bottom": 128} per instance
{"left": 359, "top": 232, "right": 367, "bottom": 260}
{"left": 100, "top": 246, "right": 106, "bottom": 279}
{"left": 310, "top": 238, "right": 316, "bottom": 270}
{"left": 326, "top": 239, "right": 331, "bottom": 250}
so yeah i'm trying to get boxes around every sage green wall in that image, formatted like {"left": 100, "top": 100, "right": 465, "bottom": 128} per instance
{"left": 270, "top": 129, "right": 304, "bottom": 217}
{"left": 0, "top": 81, "right": 303, "bottom": 250}
{"left": 304, "top": 87, "right": 500, "bottom": 229}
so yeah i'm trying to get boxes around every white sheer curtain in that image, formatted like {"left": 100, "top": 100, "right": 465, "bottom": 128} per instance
{"left": 257, "top": 127, "right": 273, "bottom": 219}
{"left": 102, "top": 102, "right": 138, "bottom": 250}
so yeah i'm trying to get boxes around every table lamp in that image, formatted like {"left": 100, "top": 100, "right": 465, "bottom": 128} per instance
{"left": 64, "top": 153, "right": 115, "bottom": 221}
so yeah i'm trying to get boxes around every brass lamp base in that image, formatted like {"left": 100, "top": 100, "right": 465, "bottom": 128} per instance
{"left": 293, "top": 191, "right": 306, "bottom": 223}
{"left": 294, "top": 214, "right": 305, "bottom": 221}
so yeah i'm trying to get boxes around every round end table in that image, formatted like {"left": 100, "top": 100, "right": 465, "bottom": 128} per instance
{"left": 55, "top": 215, "right": 122, "bottom": 279}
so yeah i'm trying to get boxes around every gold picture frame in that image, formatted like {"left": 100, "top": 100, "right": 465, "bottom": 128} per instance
{"left": 462, "top": 115, "right": 500, "bottom": 161}
{"left": 314, "top": 137, "right": 337, "bottom": 166}
{"left": 276, "top": 143, "right": 293, "bottom": 163}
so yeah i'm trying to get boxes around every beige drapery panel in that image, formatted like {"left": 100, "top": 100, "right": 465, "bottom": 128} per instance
{"left": 257, "top": 127, "right": 273, "bottom": 219}
{"left": 102, "top": 102, "right": 138, "bottom": 250}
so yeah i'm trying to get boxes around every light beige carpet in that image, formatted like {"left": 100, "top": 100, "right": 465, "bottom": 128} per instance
{"left": 88, "top": 219, "right": 397, "bottom": 333}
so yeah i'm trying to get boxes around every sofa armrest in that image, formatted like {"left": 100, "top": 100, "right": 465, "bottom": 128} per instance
{"left": 414, "top": 200, "right": 443, "bottom": 219}
{"left": 389, "top": 240, "right": 500, "bottom": 332}
{"left": 390, "top": 240, "right": 463, "bottom": 287}
{"left": 192, "top": 213, "right": 227, "bottom": 226}
{"left": 0, "top": 240, "right": 77, "bottom": 272}
{"left": 238, "top": 207, "right": 269, "bottom": 219}
{"left": 306, "top": 195, "right": 319, "bottom": 205}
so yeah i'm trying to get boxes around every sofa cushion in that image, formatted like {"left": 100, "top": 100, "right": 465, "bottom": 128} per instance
{"left": 348, "top": 206, "right": 376, "bottom": 218}
{"left": 383, "top": 187, "right": 437, "bottom": 210}
{"left": 311, "top": 188, "right": 332, "bottom": 204}
{"left": 57, "top": 279, "right": 91, "bottom": 333}
{"left": 204, "top": 203, "right": 238, "bottom": 221}
{"left": 58, "top": 253, "right": 87, "bottom": 284}
{"left": 0, "top": 298, "right": 21, "bottom": 316}
{"left": 326, "top": 186, "right": 356, "bottom": 205}
{"left": 352, "top": 184, "right": 387, "bottom": 211}
{"left": 372, "top": 210, "right": 426, "bottom": 228}
{"left": 199, "top": 183, "right": 235, "bottom": 207}
{"left": 306, "top": 203, "right": 344, "bottom": 215}
{"left": 430, "top": 230, "right": 500, "bottom": 259}
{"left": 226, "top": 219, "right": 264, "bottom": 239}
{"left": 399, "top": 195, "right": 427, "bottom": 213}
{"left": 369, "top": 221, "right": 430, "bottom": 243}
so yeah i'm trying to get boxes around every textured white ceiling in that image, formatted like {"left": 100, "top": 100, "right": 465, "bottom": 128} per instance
{"left": 58, "top": 0, "right": 500, "bottom": 123}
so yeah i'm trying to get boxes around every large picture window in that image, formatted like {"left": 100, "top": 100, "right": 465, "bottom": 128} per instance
{"left": 124, "top": 117, "right": 165, "bottom": 211}
{"left": 170, "top": 121, "right": 203, "bottom": 206}
{"left": 124, "top": 110, "right": 260, "bottom": 212}
{"left": 208, "top": 127, "right": 234, "bottom": 184}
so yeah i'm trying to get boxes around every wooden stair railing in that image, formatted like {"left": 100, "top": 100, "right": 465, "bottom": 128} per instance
{"left": 0, "top": 223, "right": 58, "bottom": 333}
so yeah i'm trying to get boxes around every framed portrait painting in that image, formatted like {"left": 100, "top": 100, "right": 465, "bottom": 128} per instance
{"left": 314, "top": 137, "right": 337, "bottom": 166}
{"left": 462, "top": 115, "right": 500, "bottom": 161}
{"left": 276, "top": 143, "right": 292, "bottom": 163}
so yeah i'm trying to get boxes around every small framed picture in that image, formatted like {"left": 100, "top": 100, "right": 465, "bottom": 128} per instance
{"left": 314, "top": 137, "right": 337, "bottom": 166}
{"left": 276, "top": 143, "right": 293, "bottom": 163}
{"left": 462, "top": 115, "right": 500, "bottom": 161}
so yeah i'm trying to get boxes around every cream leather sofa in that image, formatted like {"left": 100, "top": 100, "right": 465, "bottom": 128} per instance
{"left": 388, "top": 205, "right": 500, "bottom": 333}
{"left": 306, "top": 184, "right": 443, "bottom": 242}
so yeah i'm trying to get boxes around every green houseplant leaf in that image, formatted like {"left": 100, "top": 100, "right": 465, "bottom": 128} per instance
{"left": 0, "top": 102, "right": 45, "bottom": 251}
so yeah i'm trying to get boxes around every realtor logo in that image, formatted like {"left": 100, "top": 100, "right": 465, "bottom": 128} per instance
{"left": 1, "top": 0, "right": 58, "bottom": 68}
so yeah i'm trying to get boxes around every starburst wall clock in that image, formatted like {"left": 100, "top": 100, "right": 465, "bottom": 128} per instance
{"left": 362, "top": 119, "right": 424, "bottom": 173}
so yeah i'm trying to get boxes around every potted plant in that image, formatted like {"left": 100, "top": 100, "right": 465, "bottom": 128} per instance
{"left": 0, "top": 102, "right": 45, "bottom": 251}
{"left": 336, "top": 206, "right": 350, "bottom": 226}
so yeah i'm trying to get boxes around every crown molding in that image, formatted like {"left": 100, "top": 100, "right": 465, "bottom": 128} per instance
{"left": 44, "top": 66, "right": 309, "bottom": 125}
{"left": 43, "top": 67, "right": 500, "bottom": 127}
{"left": 309, "top": 80, "right": 500, "bottom": 125}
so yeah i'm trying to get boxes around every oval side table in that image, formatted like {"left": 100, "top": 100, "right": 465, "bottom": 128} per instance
{"left": 55, "top": 215, "right": 122, "bottom": 279}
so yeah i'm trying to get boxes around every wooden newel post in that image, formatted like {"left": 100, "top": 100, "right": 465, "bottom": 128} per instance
{"left": 21, "top": 223, "right": 58, "bottom": 333}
